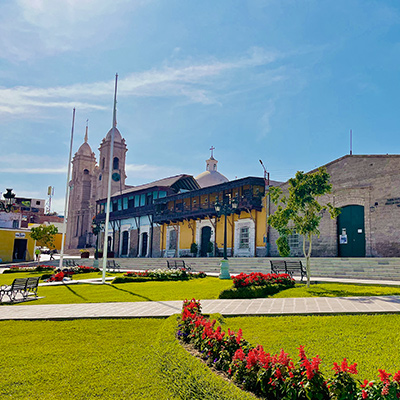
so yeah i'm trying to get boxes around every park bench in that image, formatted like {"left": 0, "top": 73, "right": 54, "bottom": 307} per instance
{"left": 106, "top": 260, "right": 121, "bottom": 272}
{"left": 0, "top": 277, "right": 40, "bottom": 303}
{"left": 270, "top": 260, "right": 306, "bottom": 281}
{"left": 64, "top": 259, "right": 78, "bottom": 268}
{"left": 167, "top": 260, "right": 191, "bottom": 272}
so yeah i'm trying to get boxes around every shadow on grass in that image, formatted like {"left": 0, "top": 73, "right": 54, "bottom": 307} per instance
{"left": 108, "top": 284, "right": 153, "bottom": 302}
{"left": 63, "top": 284, "right": 88, "bottom": 301}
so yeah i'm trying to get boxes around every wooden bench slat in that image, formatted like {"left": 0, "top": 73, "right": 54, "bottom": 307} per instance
{"left": 270, "top": 260, "right": 306, "bottom": 281}
{"left": 0, "top": 277, "right": 40, "bottom": 303}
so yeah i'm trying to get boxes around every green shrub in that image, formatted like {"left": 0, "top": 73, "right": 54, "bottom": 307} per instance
{"left": 3, "top": 267, "right": 32, "bottom": 274}
{"left": 219, "top": 284, "right": 288, "bottom": 299}
{"left": 155, "top": 316, "right": 256, "bottom": 400}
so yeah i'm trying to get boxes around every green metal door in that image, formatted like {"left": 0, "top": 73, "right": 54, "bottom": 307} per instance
{"left": 337, "top": 205, "right": 365, "bottom": 257}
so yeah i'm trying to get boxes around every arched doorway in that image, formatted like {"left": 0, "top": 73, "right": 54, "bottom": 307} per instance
{"left": 337, "top": 205, "right": 365, "bottom": 257}
{"left": 200, "top": 226, "right": 212, "bottom": 257}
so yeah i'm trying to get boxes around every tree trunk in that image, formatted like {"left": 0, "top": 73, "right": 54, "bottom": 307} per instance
{"left": 303, "top": 233, "right": 313, "bottom": 288}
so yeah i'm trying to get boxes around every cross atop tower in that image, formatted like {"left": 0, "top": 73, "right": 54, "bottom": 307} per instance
{"left": 84, "top": 119, "right": 89, "bottom": 143}
{"left": 209, "top": 145, "right": 215, "bottom": 158}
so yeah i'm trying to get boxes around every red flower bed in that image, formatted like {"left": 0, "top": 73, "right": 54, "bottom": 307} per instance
{"left": 178, "top": 299, "right": 400, "bottom": 399}
{"left": 232, "top": 272, "right": 294, "bottom": 289}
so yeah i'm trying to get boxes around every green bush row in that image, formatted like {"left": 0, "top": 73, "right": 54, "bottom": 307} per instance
{"left": 112, "top": 276, "right": 190, "bottom": 284}
{"left": 219, "top": 283, "right": 290, "bottom": 299}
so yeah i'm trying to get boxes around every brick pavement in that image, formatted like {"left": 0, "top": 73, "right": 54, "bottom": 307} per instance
{"left": 0, "top": 296, "right": 399, "bottom": 321}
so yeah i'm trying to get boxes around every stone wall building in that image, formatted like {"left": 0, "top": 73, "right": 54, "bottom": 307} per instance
{"left": 269, "top": 154, "right": 400, "bottom": 257}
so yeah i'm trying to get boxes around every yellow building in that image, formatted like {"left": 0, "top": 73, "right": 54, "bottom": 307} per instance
{"left": 154, "top": 177, "right": 267, "bottom": 257}
{"left": 0, "top": 228, "right": 35, "bottom": 263}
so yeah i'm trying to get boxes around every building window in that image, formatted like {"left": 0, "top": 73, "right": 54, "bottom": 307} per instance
{"left": 75, "top": 216, "right": 80, "bottom": 237}
{"left": 99, "top": 174, "right": 102, "bottom": 181}
{"left": 288, "top": 232, "right": 300, "bottom": 249}
{"left": 117, "top": 198, "right": 122, "bottom": 211}
{"left": 123, "top": 197, "right": 128, "bottom": 209}
{"left": 113, "top": 157, "right": 119, "bottom": 170}
{"left": 102, "top": 158, "right": 105, "bottom": 170}
{"left": 36, "top": 201, "right": 40, "bottom": 205}
{"left": 128, "top": 196, "right": 134, "bottom": 208}
{"left": 239, "top": 227, "right": 250, "bottom": 249}
{"left": 12, "top": 220, "right": 19, "bottom": 228}
{"left": 83, "top": 169, "right": 89, "bottom": 175}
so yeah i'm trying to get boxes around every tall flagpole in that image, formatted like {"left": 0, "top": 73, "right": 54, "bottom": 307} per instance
{"left": 59, "top": 108, "right": 76, "bottom": 269}
{"left": 102, "top": 73, "right": 118, "bottom": 284}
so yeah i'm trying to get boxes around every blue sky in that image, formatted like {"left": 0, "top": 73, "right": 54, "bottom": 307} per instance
{"left": 1, "top": 0, "right": 399, "bottom": 213}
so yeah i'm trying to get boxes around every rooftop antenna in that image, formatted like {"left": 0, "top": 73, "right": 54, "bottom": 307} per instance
{"left": 350, "top": 129, "right": 353, "bottom": 155}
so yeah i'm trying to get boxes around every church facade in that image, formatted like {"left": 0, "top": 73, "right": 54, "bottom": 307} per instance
{"left": 65, "top": 124, "right": 127, "bottom": 249}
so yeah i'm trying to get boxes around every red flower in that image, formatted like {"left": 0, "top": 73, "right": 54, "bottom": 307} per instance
{"left": 348, "top": 363, "right": 358, "bottom": 375}
{"left": 333, "top": 362, "right": 341, "bottom": 374}
{"left": 362, "top": 390, "right": 368, "bottom": 399}
{"left": 393, "top": 370, "right": 400, "bottom": 383}
{"left": 379, "top": 369, "right": 391, "bottom": 384}
{"left": 233, "top": 348, "right": 245, "bottom": 361}
{"left": 361, "top": 379, "right": 369, "bottom": 388}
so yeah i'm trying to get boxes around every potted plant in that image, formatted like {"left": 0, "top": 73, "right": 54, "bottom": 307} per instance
{"left": 80, "top": 249, "right": 90, "bottom": 258}
{"left": 190, "top": 243, "right": 198, "bottom": 257}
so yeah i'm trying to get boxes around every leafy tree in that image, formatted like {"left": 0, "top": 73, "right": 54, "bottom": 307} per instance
{"left": 30, "top": 224, "right": 59, "bottom": 249}
{"left": 268, "top": 167, "right": 340, "bottom": 287}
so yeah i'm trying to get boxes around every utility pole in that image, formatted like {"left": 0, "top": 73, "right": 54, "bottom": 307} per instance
{"left": 259, "top": 160, "right": 270, "bottom": 257}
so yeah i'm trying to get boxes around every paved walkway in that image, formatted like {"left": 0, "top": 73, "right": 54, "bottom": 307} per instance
{"left": 1, "top": 296, "right": 400, "bottom": 320}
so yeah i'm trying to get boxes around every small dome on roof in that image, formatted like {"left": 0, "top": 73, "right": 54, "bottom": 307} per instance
{"left": 195, "top": 147, "right": 229, "bottom": 188}
{"left": 196, "top": 170, "right": 229, "bottom": 188}
{"left": 105, "top": 127, "right": 123, "bottom": 142}
{"left": 76, "top": 142, "right": 93, "bottom": 157}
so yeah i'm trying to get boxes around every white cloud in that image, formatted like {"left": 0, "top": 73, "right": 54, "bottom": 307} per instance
{"left": 0, "top": 0, "right": 150, "bottom": 61}
{"left": 125, "top": 163, "right": 184, "bottom": 182}
{"left": 259, "top": 99, "right": 276, "bottom": 139}
{"left": 0, "top": 48, "right": 282, "bottom": 118}
{"left": 0, "top": 154, "right": 67, "bottom": 174}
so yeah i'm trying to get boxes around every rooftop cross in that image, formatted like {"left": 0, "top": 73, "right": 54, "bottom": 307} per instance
{"left": 84, "top": 119, "right": 89, "bottom": 143}
{"left": 209, "top": 145, "right": 215, "bottom": 158}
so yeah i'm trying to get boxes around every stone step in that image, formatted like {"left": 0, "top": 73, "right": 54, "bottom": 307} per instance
{"left": 37, "top": 257, "right": 400, "bottom": 281}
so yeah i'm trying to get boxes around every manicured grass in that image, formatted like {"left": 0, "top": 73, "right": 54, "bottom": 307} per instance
{"left": 223, "top": 313, "right": 400, "bottom": 381}
{"left": 0, "top": 317, "right": 256, "bottom": 400}
{"left": 0, "top": 271, "right": 120, "bottom": 286}
{"left": 0, "top": 319, "right": 173, "bottom": 399}
{"left": 271, "top": 282, "right": 400, "bottom": 298}
{"left": 21, "top": 277, "right": 233, "bottom": 305}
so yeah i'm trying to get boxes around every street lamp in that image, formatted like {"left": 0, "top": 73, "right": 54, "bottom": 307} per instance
{"left": 91, "top": 219, "right": 104, "bottom": 268}
{"left": 0, "top": 189, "right": 16, "bottom": 213}
{"left": 214, "top": 195, "right": 238, "bottom": 279}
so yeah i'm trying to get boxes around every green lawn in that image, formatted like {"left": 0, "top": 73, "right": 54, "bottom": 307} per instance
{"left": 0, "top": 319, "right": 172, "bottom": 399}
{"left": 271, "top": 282, "right": 400, "bottom": 298}
{"left": 223, "top": 313, "right": 400, "bottom": 381}
{"left": 1, "top": 314, "right": 399, "bottom": 398}
{"left": 3, "top": 271, "right": 400, "bottom": 306}
{"left": 21, "top": 276, "right": 233, "bottom": 305}
{"left": 0, "top": 317, "right": 255, "bottom": 400}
